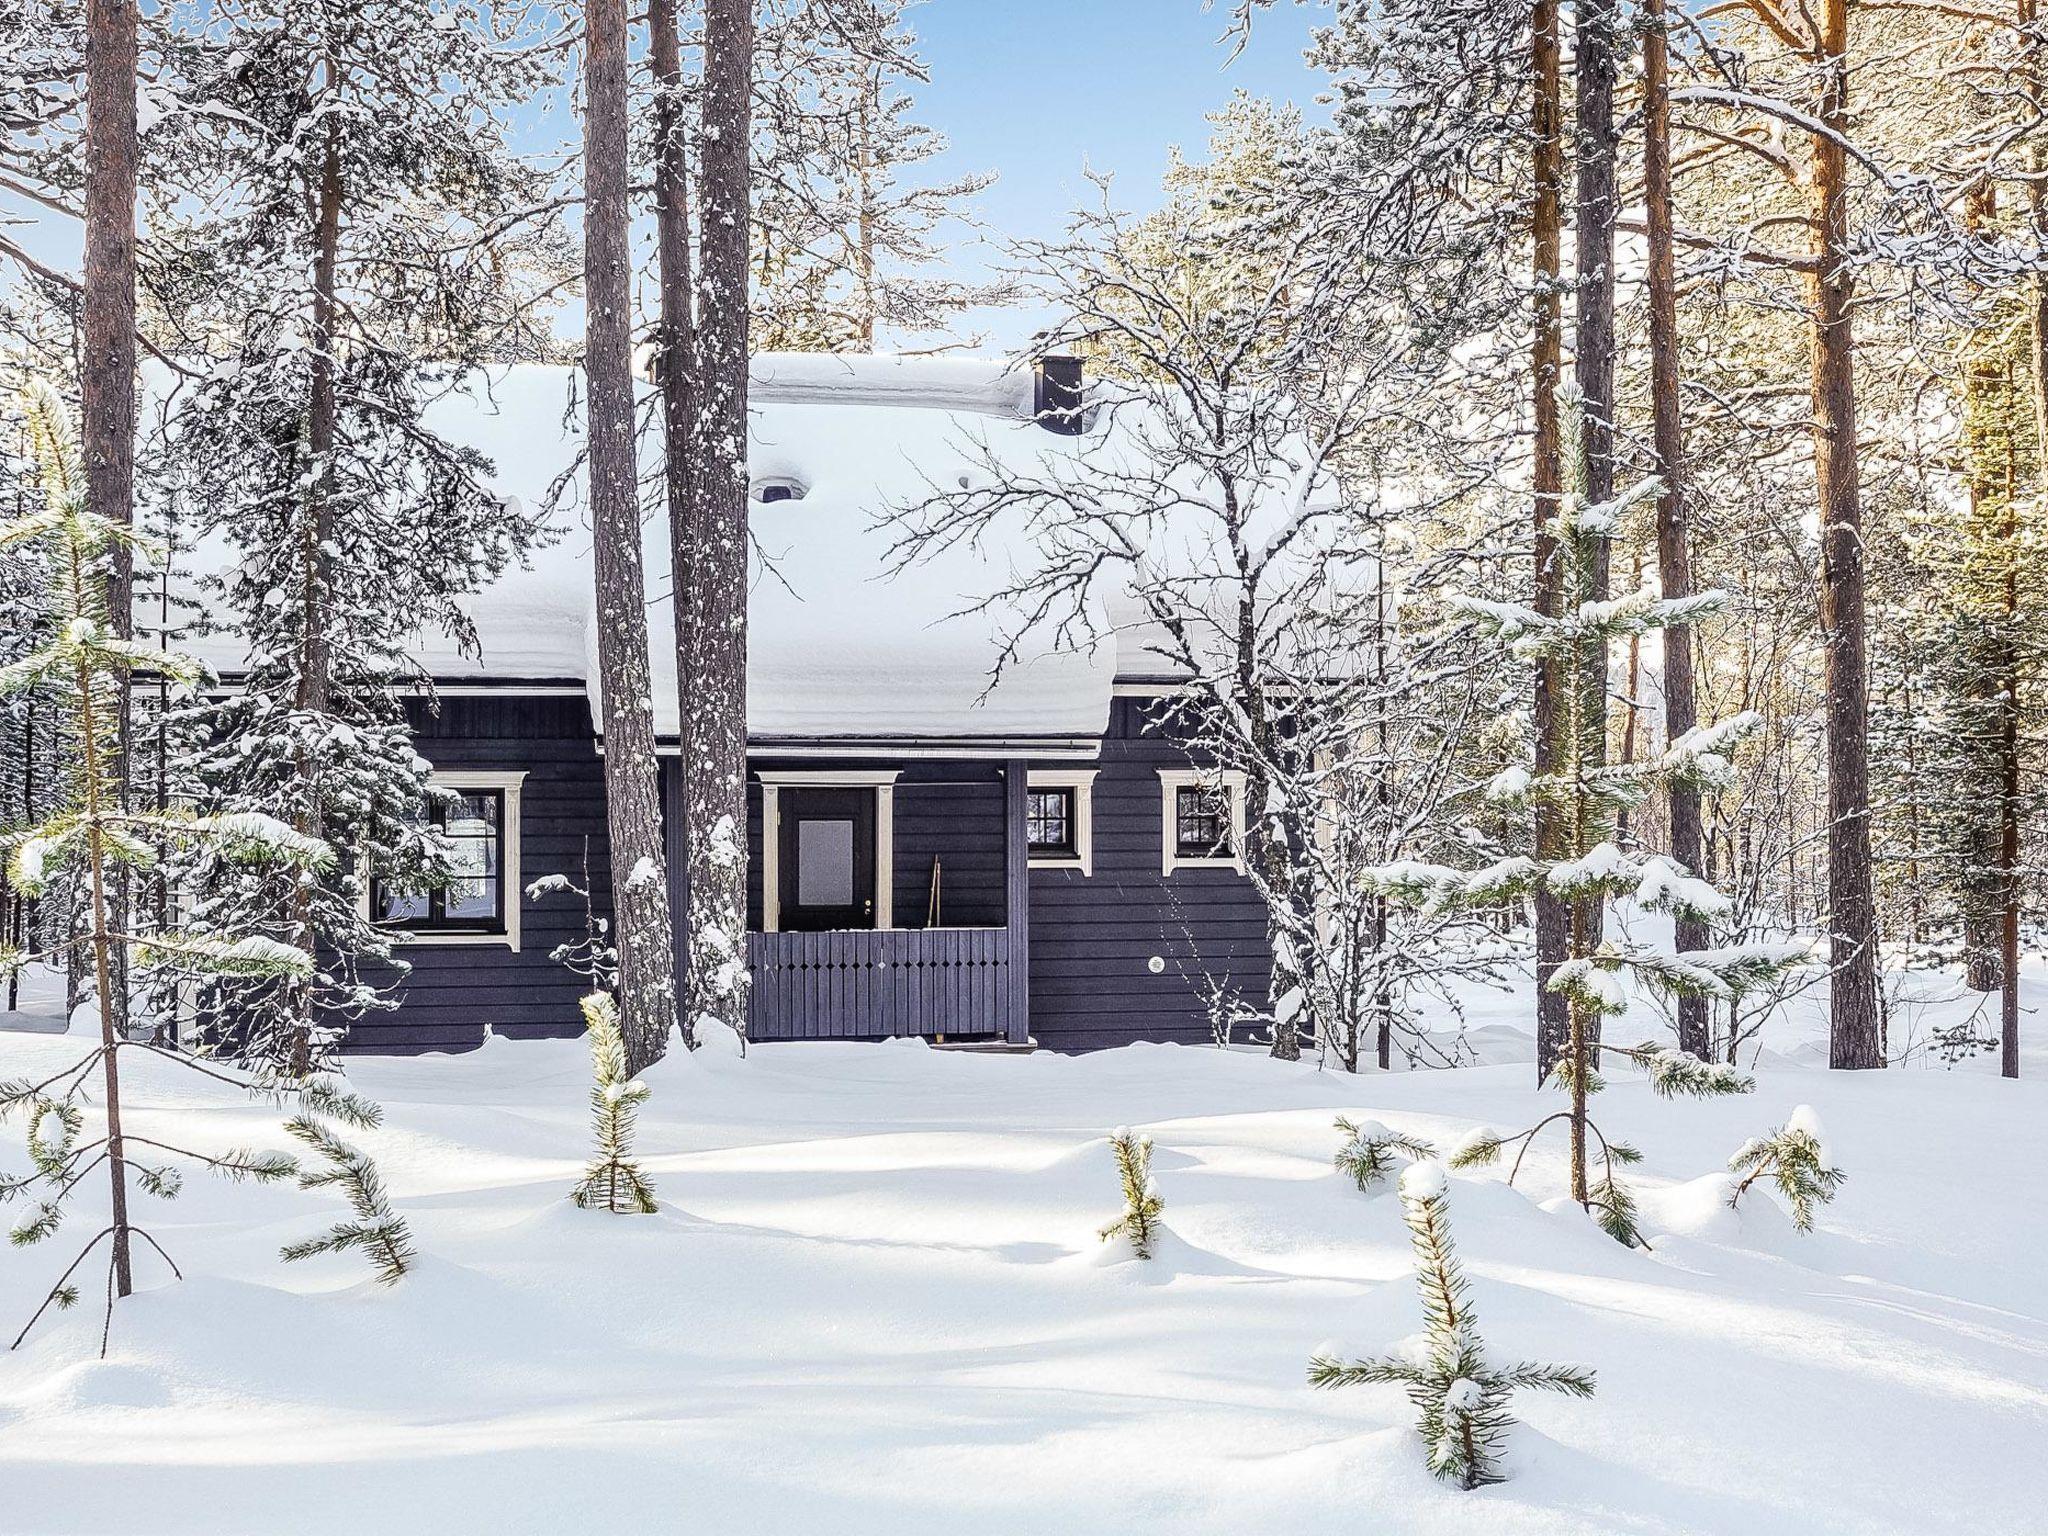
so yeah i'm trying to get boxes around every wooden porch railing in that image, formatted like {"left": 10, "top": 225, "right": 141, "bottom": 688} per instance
{"left": 746, "top": 926, "right": 1017, "bottom": 1041}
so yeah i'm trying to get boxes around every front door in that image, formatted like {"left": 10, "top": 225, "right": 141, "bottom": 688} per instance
{"left": 778, "top": 787, "right": 876, "bottom": 932}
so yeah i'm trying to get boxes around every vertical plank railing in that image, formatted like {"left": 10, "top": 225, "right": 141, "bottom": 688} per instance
{"left": 745, "top": 926, "right": 1013, "bottom": 1041}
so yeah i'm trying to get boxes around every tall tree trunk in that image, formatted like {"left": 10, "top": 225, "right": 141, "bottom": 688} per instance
{"left": 683, "top": 0, "right": 754, "bottom": 1043}
{"left": 1569, "top": 0, "right": 1618, "bottom": 1059}
{"left": 2011, "top": 0, "right": 2046, "bottom": 1080}
{"left": 83, "top": 0, "right": 137, "bottom": 1040}
{"left": 650, "top": 0, "right": 700, "bottom": 1046}
{"left": 287, "top": 81, "right": 343, "bottom": 1079}
{"left": 1644, "top": 0, "right": 1710, "bottom": 1059}
{"left": 1531, "top": 0, "right": 1570, "bottom": 1081}
{"left": 1809, "top": 0, "right": 1883, "bottom": 1069}
{"left": 585, "top": 0, "right": 680, "bottom": 1072}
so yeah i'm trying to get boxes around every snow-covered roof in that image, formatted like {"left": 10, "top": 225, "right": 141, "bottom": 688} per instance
{"left": 167, "top": 356, "right": 1124, "bottom": 749}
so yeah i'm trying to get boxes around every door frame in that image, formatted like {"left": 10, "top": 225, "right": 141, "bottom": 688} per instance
{"left": 757, "top": 769, "right": 898, "bottom": 932}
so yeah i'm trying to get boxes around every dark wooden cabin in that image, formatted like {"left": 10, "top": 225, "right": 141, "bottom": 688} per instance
{"left": 181, "top": 355, "right": 1273, "bottom": 1052}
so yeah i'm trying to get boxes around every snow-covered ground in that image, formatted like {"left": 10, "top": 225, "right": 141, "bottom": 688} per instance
{"left": 1, "top": 963, "right": 2044, "bottom": 1535}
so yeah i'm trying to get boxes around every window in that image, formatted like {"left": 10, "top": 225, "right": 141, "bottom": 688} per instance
{"left": 1027, "top": 788, "right": 1075, "bottom": 858}
{"left": 366, "top": 771, "right": 525, "bottom": 948}
{"left": 1156, "top": 767, "right": 1246, "bottom": 875}
{"left": 1175, "top": 784, "right": 1232, "bottom": 860}
{"left": 1026, "top": 769, "right": 1097, "bottom": 874}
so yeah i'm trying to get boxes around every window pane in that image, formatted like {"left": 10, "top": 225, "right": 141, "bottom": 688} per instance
{"left": 797, "top": 817, "right": 855, "bottom": 906}
{"left": 446, "top": 876, "right": 498, "bottom": 920}
{"left": 448, "top": 794, "right": 497, "bottom": 839}
{"left": 380, "top": 887, "right": 429, "bottom": 921}
{"left": 446, "top": 833, "right": 496, "bottom": 880}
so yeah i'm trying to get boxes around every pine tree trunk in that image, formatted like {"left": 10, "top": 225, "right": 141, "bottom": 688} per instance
{"left": 1531, "top": 0, "right": 1570, "bottom": 1081}
{"left": 83, "top": 0, "right": 137, "bottom": 1040}
{"left": 1808, "top": 0, "right": 1883, "bottom": 1070}
{"left": 585, "top": 0, "right": 679, "bottom": 1072}
{"left": 1570, "top": 0, "right": 1618, "bottom": 1057}
{"left": 1644, "top": 0, "right": 1710, "bottom": 1059}
{"left": 2012, "top": 0, "right": 2046, "bottom": 1080}
{"left": 683, "top": 0, "right": 754, "bottom": 1043}
{"left": 650, "top": 0, "right": 700, "bottom": 1046}
{"left": 288, "top": 81, "right": 344, "bottom": 1079}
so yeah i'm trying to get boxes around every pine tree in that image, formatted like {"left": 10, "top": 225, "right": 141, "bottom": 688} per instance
{"left": 145, "top": 1, "right": 566, "bottom": 1076}
{"left": 584, "top": 0, "right": 682, "bottom": 1076}
{"left": 281, "top": 1099, "right": 416, "bottom": 1285}
{"left": 1097, "top": 1127, "right": 1164, "bottom": 1259}
{"left": 1333, "top": 1117, "right": 1435, "bottom": 1194}
{"left": 569, "top": 992, "right": 658, "bottom": 1216}
{"left": 681, "top": 0, "right": 755, "bottom": 1049}
{"left": 1309, "top": 1162, "right": 1593, "bottom": 1489}
{"left": 750, "top": 0, "right": 999, "bottom": 352}
{"left": 1727, "top": 1106, "right": 1844, "bottom": 1231}
{"left": 1368, "top": 395, "right": 1790, "bottom": 1245}
{"left": 0, "top": 381, "right": 326, "bottom": 1347}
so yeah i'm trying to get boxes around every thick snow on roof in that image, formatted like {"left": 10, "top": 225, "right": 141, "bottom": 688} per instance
{"left": 170, "top": 358, "right": 1117, "bottom": 745}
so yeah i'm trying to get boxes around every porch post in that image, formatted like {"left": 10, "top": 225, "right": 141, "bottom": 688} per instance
{"left": 1004, "top": 759, "right": 1030, "bottom": 1045}
{"left": 662, "top": 757, "right": 689, "bottom": 985}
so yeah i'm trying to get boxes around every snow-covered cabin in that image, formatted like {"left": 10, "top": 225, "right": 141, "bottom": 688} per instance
{"left": 177, "top": 354, "right": 1271, "bottom": 1052}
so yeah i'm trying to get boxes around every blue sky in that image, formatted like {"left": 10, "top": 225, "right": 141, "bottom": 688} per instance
{"left": 899, "top": 0, "right": 1329, "bottom": 347}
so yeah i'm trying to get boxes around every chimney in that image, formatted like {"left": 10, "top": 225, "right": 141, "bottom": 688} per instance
{"left": 1032, "top": 354, "right": 1086, "bottom": 435}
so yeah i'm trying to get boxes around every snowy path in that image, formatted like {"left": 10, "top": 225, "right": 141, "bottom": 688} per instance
{"left": 0, "top": 984, "right": 2044, "bottom": 1533}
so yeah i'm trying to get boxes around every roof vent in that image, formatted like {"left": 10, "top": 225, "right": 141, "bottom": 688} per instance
{"left": 751, "top": 476, "right": 807, "bottom": 504}
{"left": 1033, "top": 354, "right": 1086, "bottom": 436}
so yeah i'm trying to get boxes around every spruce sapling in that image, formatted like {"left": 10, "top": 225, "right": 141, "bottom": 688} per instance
{"left": 1333, "top": 1116, "right": 1435, "bottom": 1193}
{"left": 570, "top": 993, "right": 658, "bottom": 1214}
{"left": 1309, "top": 1162, "right": 1593, "bottom": 1489}
{"left": 1098, "top": 1127, "right": 1164, "bottom": 1258}
{"left": 1727, "top": 1106, "right": 1844, "bottom": 1231}
{"left": 280, "top": 1102, "right": 415, "bottom": 1285}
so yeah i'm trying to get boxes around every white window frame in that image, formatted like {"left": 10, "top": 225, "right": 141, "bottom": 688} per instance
{"left": 1026, "top": 768, "right": 1097, "bottom": 876}
{"left": 1156, "top": 767, "right": 1247, "bottom": 876}
{"left": 756, "top": 769, "right": 900, "bottom": 933}
{"left": 365, "top": 769, "right": 527, "bottom": 950}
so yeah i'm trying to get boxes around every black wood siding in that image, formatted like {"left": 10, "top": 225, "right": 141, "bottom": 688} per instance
{"left": 346, "top": 693, "right": 609, "bottom": 1053}
{"left": 340, "top": 694, "right": 1269, "bottom": 1054}
{"left": 1026, "top": 696, "right": 1272, "bottom": 1051}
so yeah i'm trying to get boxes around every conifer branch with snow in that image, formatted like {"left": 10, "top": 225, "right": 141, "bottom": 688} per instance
{"left": 1097, "top": 1127, "right": 1164, "bottom": 1259}
{"left": 1332, "top": 1117, "right": 1435, "bottom": 1193}
{"left": 1728, "top": 1107, "right": 1844, "bottom": 1232}
{"left": 1309, "top": 1162, "right": 1593, "bottom": 1489}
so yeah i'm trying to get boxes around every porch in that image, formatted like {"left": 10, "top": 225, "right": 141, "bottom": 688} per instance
{"left": 677, "top": 757, "right": 1040, "bottom": 1046}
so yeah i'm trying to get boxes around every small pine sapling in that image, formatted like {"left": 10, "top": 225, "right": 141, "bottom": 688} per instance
{"left": 281, "top": 1097, "right": 416, "bottom": 1285}
{"left": 1727, "top": 1106, "right": 1844, "bottom": 1231}
{"left": 0, "top": 382, "right": 332, "bottom": 1350}
{"left": 1097, "top": 1126, "right": 1164, "bottom": 1258}
{"left": 1333, "top": 1116, "right": 1436, "bottom": 1193}
{"left": 570, "top": 993, "right": 658, "bottom": 1214}
{"left": 1309, "top": 1162, "right": 1594, "bottom": 1489}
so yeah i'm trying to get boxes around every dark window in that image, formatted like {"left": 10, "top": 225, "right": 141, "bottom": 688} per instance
{"left": 374, "top": 789, "right": 506, "bottom": 933}
{"left": 1175, "top": 784, "right": 1233, "bottom": 860}
{"left": 1027, "top": 787, "right": 1076, "bottom": 857}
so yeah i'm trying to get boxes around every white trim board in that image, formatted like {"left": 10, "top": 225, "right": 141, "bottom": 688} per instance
{"left": 1026, "top": 768, "right": 1098, "bottom": 876}
{"left": 1155, "top": 767, "right": 1248, "bottom": 876}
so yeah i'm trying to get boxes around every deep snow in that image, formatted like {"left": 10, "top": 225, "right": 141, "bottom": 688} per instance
{"left": 1, "top": 965, "right": 2044, "bottom": 1535}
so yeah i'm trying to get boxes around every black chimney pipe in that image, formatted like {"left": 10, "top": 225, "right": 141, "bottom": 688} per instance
{"left": 1033, "top": 354, "right": 1086, "bottom": 435}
